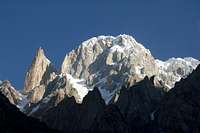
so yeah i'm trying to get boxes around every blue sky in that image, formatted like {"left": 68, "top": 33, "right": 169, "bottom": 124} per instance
{"left": 0, "top": 0, "right": 200, "bottom": 89}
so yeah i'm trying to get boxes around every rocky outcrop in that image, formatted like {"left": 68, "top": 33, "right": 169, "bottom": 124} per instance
{"left": 31, "top": 87, "right": 105, "bottom": 133}
{"left": 23, "top": 47, "right": 57, "bottom": 103}
{"left": 43, "top": 74, "right": 88, "bottom": 104}
{"left": 24, "top": 73, "right": 89, "bottom": 115}
{"left": 157, "top": 65, "right": 200, "bottom": 133}
{"left": 0, "top": 92, "right": 60, "bottom": 133}
{"left": 0, "top": 80, "right": 22, "bottom": 105}
{"left": 27, "top": 85, "right": 46, "bottom": 104}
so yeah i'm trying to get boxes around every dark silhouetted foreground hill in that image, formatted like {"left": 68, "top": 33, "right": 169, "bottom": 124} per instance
{"left": 0, "top": 92, "right": 60, "bottom": 133}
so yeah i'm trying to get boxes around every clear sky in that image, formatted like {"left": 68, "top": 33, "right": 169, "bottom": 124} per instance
{"left": 0, "top": 0, "right": 200, "bottom": 89}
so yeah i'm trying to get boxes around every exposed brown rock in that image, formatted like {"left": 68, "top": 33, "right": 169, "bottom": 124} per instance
{"left": 0, "top": 80, "right": 22, "bottom": 105}
{"left": 23, "top": 47, "right": 57, "bottom": 103}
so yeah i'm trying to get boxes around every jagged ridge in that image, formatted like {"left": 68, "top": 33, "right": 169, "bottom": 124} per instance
{"left": 22, "top": 34, "right": 199, "bottom": 114}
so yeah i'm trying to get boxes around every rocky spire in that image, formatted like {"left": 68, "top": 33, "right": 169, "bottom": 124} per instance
{"left": 23, "top": 47, "right": 57, "bottom": 95}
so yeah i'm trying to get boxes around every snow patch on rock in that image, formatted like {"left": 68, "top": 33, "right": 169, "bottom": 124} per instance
{"left": 65, "top": 74, "right": 89, "bottom": 101}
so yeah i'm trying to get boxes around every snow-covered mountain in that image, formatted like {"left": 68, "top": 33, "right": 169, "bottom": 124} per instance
{"left": 60, "top": 35, "right": 159, "bottom": 103}
{"left": 156, "top": 57, "right": 200, "bottom": 88}
{"left": 1, "top": 34, "right": 199, "bottom": 133}
{"left": 21, "top": 34, "right": 199, "bottom": 114}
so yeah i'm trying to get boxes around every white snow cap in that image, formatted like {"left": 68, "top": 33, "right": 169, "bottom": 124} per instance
{"left": 43, "top": 34, "right": 200, "bottom": 106}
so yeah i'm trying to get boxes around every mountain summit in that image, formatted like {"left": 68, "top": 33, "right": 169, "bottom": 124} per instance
{"left": 60, "top": 34, "right": 199, "bottom": 103}
{"left": 60, "top": 35, "right": 159, "bottom": 103}
{"left": 21, "top": 34, "right": 199, "bottom": 116}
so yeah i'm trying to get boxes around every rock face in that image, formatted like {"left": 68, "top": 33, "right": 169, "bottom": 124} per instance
{"left": 0, "top": 92, "right": 60, "bottom": 133}
{"left": 44, "top": 73, "right": 88, "bottom": 103}
{"left": 24, "top": 73, "right": 89, "bottom": 115}
{"left": 23, "top": 47, "right": 57, "bottom": 103}
{"left": 27, "top": 85, "right": 46, "bottom": 104}
{"left": 157, "top": 65, "right": 200, "bottom": 133}
{"left": 0, "top": 80, "right": 22, "bottom": 105}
